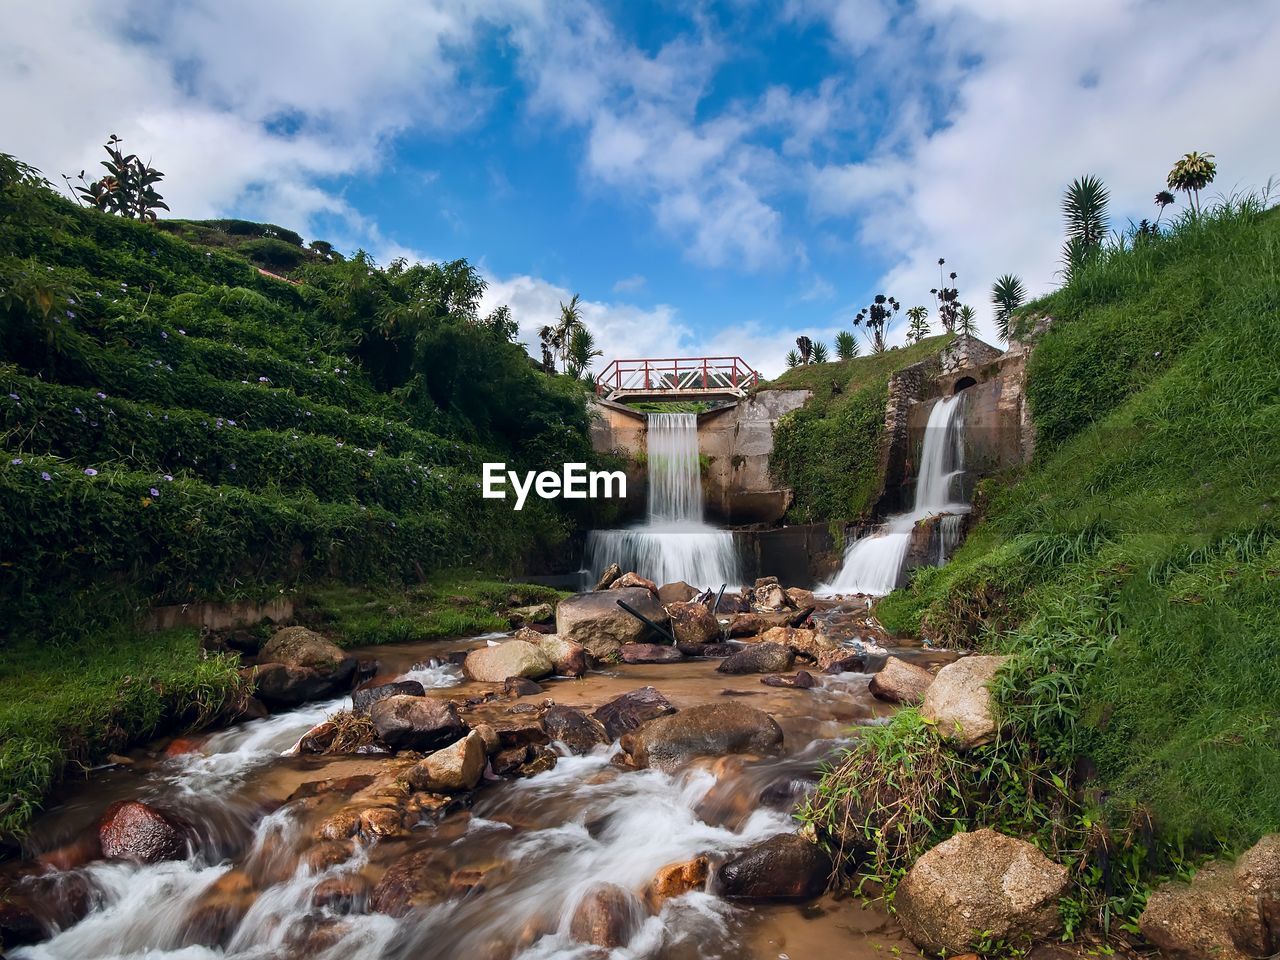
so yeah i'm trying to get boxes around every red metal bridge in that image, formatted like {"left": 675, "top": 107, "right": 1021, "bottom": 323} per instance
{"left": 594, "top": 356, "right": 758, "bottom": 404}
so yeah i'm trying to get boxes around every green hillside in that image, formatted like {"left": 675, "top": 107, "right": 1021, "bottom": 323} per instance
{"left": 809, "top": 194, "right": 1280, "bottom": 928}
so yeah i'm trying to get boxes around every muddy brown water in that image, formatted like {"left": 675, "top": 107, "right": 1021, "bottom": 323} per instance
{"left": 7, "top": 614, "right": 953, "bottom": 959}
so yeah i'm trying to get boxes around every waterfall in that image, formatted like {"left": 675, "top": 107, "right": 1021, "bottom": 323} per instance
{"left": 817, "top": 393, "right": 969, "bottom": 596}
{"left": 584, "top": 413, "right": 742, "bottom": 588}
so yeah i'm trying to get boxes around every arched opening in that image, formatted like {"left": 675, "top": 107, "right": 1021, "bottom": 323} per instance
{"left": 953, "top": 375, "right": 977, "bottom": 394}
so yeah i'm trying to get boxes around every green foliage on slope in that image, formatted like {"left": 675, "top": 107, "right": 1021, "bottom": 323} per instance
{"left": 766, "top": 334, "right": 955, "bottom": 522}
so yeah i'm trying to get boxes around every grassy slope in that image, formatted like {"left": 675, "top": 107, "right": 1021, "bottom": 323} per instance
{"left": 0, "top": 185, "right": 583, "bottom": 835}
{"left": 764, "top": 334, "right": 956, "bottom": 523}
{"left": 877, "top": 200, "right": 1280, "bottom": 848}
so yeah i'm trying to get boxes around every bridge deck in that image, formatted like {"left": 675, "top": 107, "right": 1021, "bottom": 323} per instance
{"left": 595, "top": 356, "right": 758, "bottom": 404}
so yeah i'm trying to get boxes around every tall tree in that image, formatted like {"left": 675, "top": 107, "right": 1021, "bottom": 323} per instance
{"left": 555, "top": 294, "right": 584, "bottom": 373}
{"left": 931, "top": 260, "right": 960, "bottom": 332}
{"left": 1167, "top": 152, "right": 1217, "bottom": 215}
{"left": 1061, "top": 174, "right": 1110, "bottom": 282}
{"left": 990, "top": 273, "right": 1026, "bottom": 341}
{"left": 795, "top": 335, "right": 814, "bottom": 364}
{"left": 834, "top": 330, "right": 859, "bottom": 360}
{"left": 567, "top": 326, "right": 603, "bottom": 378}
{"left": 853, "top": 294, "right": 899, "bottom": 353}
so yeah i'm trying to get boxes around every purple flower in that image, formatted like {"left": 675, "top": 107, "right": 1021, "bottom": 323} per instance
{"left": 258, "top": 376, "right": 270, "bottom": 383}
{"left": 96, "top": 392, "right": 106, "bottom": 400}
{"left": 10, "top": 458, "right": 22, "bottom": 465}
{"left": 163, "top": 474, "right": 173, "bottom": 481}
{"left": 161, "top": 331, "right": 168, "bottom": 339}
{"left": 230, "top": 463, "right": 237, "bottom": 471}
{"left": 150, "top": 487, "right": 160, "bottom": 497}
{"left": 84, "top": 468, "right": 98, "bottom": 476}
{"left": 41, "top": 471, "right": 51, "bottom": 481}
{"left": 178, "top": 329, "right": 186, "bottom": 335}
{"left": 74, "top": 407, "right": 83, "bottom": 415}
{"left": 7, "top": 393, "right": 18, "bottom": 401}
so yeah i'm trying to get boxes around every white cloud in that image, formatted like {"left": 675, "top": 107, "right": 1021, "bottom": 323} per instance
{"left": 612, "top": 274, "right": 647, "bottom": 293}
{"left": 806, "top": 0, "right": 1280, "bottom": 343}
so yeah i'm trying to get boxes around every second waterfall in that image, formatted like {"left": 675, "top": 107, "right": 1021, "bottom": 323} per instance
{"left": 584, "top": 412, "right": 742, "bottom": 587}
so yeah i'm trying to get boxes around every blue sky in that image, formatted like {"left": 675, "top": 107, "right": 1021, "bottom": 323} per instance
{"left": 5, "top": 1, "right": 1279, "bottom": 374}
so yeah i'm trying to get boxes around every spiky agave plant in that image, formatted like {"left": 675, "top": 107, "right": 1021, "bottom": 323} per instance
{"left": 990, "top": 273, "right": 1026, "bottom": 341}
{"left": 956, "top": 304, "right": 978, "bottom": 337}
{"left": 811, "top": 340, "right": 830, "bottom": 363}
{"left": 834, "top": 330, "right": 859, "bottom": 360}
{"left": 785, "top": 349, "right": 802, "bottom": 369}
{"left": 1061, "top": 175, "right": 1110, "bottom": 282}
{"left": 1167, "top": 152, "right": 1217, "bottom": 215}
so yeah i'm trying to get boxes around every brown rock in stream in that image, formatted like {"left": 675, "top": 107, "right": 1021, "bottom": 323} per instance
{"left": 761, "top": 670, "right": 817, "bottom": 689}
{"left": 716, "top": 642, "right": 794, "bottom": 675}
{"left": 645, "top": 856, "right": 710, "bottom": 909}
{"left": 666, "top": 600, "right": 720, "bottom": 644}
{"left": 404, "top": 731, "right": 486, "bottom": 792}
{"left": 569, "top": 882, "right": 646, "bottom": 948}
{"left": 620, "top": 643, "right": 684, "bottom": 664}
{"left": 591, "top": 686, "right": 677, "bottom": 740}
{"left": 621, "top": 702, "right": 783, "bottom": 771}
{"left": 869, "top": 656, "right": 934, "bottom": 704}
{"left": 657, "top": 581, "right": 697, "bottom": 605}
{"left": 593, "top": 562, "right": 622, "bottom": 590}
{"left": 369, "top": 695, "right": 467, "bottom": 752}
{"left": 556, "top": 588, "right": 669, "bottom": 661}
{"left": 542, "top": 705, "right": 608, "bottom": 754}
{"left": 370, "top": 849, "right": 453, "bottom": 916}
{"left": 609, "top": 571, "right": 659, "bottom": 595}
{"left": 98, "top": 800, "right": 188, "bottom": 863}
{"left": 715, "top": 833, "right": 832, "bottom": 902}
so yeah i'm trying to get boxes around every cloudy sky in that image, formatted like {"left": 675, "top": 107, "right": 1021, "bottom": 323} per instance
{"left": 4, "top": 1, "right": 1278, "bottom": 375}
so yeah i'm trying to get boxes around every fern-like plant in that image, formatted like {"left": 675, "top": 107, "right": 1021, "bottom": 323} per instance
{"left": 991, "top": 273, "right": 1026, "bottom": 341}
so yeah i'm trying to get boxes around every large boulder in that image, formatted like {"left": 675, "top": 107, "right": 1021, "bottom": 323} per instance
{"left": 533, "top": 633, "right": 587, "bottom": 678}
{"left": 1139, "top": 833, "right": 1280, "bottom": 960}
{"left": 868, "top": 657, "right": 934, "bottom": 705}
{"left": 727, "top": 613, "right": 767, "bottom": 637}
{"left": 542, "top": 705, "right": 608, "bottom": 754}
{"left": 569, "top": 882, "right": 645, "bottom": 949}
{"left": 716, "top": 642, "right": 795, "bottom": 675}
{"left": 666, "top": 601, "right": 720, "bottom": 645}
{"left": 260, "top": 626, "right": 352, "bottom": 674}
{"left": 621, "top": 702, "right": 783, "bottom": 771}
{"left": 508, "top": 602, "right": 553, "bottom": 626}
{"left": 758, "top": 626, "right": 835, "bottom": 660}
{"left": 644, "top": 857, "right": 710, "bottom": 910}
{"left": 404, "top": 731, "right": 486, "bottom": 792}
{"left": 251, "top": 663, "right": 344, "bottom": 708}
{"left": 556, "top": 588, "right": 670, "bottom": 661}
{"left": 592, "top": 686, "right": 677, "bottom": 740}
{"left": 98, "top": 800, "right": 187, "bottom": 863}
{"left": 715, "top": 834, "right": 831, "bottom": 902}
{"left": 752, "top": 581, "right": 788, "bottom": 612}
{"left": 894, "top": 828, "right": 1069, "bottom": 954}
{"left": 657, "top": 581, "right": 698, "bottom": 605}
{"left": 353, "top": 679, "right": 425, "bottom": 715}
{"left": 369, "top": 695, "right": 467, "bottom": 752}
{"left": 370, "top": 849, "right": 452, "bottom": 916}
{"left": 620, "top": 643, "right": 684, "bottom": 664}
{"left": 463, "top": 641, "right": 553, "bottom": 683}
{"left": 921, "top": 655, "right": 1010, "bottom": 748}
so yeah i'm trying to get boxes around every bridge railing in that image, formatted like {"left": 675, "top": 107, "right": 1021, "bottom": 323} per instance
{"left": 594, "top": 356, "right": 759, "bottom": 397}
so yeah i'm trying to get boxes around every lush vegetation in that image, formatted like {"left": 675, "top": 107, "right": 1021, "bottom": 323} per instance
{"left": 0, "top": 148, "right": 604, "bottom": 834}
{"left": 809, "top": 192, "right": 1280, "bottom": 942}
{"left": 766, "top": 334, "right": 955, "bottom": 523}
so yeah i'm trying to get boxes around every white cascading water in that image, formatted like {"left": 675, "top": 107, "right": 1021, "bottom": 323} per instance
{"left": 818, "top": 392, "right": 970, "bottom": 596}
{"left": 585, "top": 412, "right": 741, "bottom": 588}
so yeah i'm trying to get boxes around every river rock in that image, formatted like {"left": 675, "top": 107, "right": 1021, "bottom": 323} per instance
{"left": 752, "top": 582, "right": 788, "bottom": 612}
{"left": 592, "top": 686, "right": 678, "bottom": 740}
{"left": 353, "top": 679, "right": 426, "bottom": 714}
{"left": 820, "top": 649, "right": 871, "bottom": 673}
{"left": 1139, "top": 833, "right": 1280, "bottom": 960}
{"left": 556, "top": 588, "right": 670, "bottom": 661}
{"left": 677, "top": 642, "right": 735, "bottom": 658}
{"left": 98, "top": 800, "right": 187, "bottom": 863}
{"left": 921, "top": 655, "right": 1010, "bottom": 747}
{"left": 610, "top": 571, "right": 659, "bottom": 595}
{"left": 717, "top": 642, "right": 795, "bottom": 675}
{"left": 666, "top": 601, "right": 720, "bottom": 644}
{"left": 534, "top": 633, "right": 588, "bottom": 677}
{"left": 187, "top": 868, "right": 256, "bottom": 944}
{"left": 621, "top": 702, "right": 783, "bottom": 771}
{"left": 759, "top": 626, "right": 834, "bottom": 660}
{"left": 464, "top": 640, "right": 553, "bottom": 683}
{"left": 405, "top": 731, "right": 486, "bottom": 792}
{"left": 312, "top": 873, "right": 372, "bottom": 912}
{"left": 260, "top": 626, "right": 354, "bottom": 674}
{"left": 369, "top": 695, "right": 467, "bottom": 751}
{"left": 621, "top": 643, "right": 684, "bottom": 664}
{"left": 869, "top": 657, "right": 934, "bottom": 705}
{"left": 895, "top": 828, "right": 1069, "bottom": 954}
{"left": 569, "top": 882, "right": 645, "bottom": 949}
{"left": 508, "top": 602, "right": 554, "bottom": 625}
{"left": 542, "top": 705, "right": 608, "bottom": 754}
{"left": 657, "top": 581, "right": 698, "bottom": 605}
{"left": 251, "top": 662, "right": 345, "bottom": 708}
{"left": 727, "top": 613, "right": 767, "bottom": 637}
{"left": 715, "top": 834, "right": 832, "bottom": 902}
{"left": 503, "top": 676, "right": 544, "bottom": 697}
{"left": 784, "top": 587, "right": 816, "bottom": 608}
{"left": 761, "top": 670, "right": 817, "bottom": 689}
{"left": 645, "top": 856, "right": 710, "bottom": 909}
{"left": 593, "top": 563, "right": 622, "bottom": 590}
{"left": 0, "top": 872, "right": 92, "bottom": 949}
{"left": 370, "top": 849, "right": 453, "bottom": 916}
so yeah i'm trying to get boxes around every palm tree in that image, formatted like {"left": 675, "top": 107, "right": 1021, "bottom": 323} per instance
{"left": 1061, "top": 175, "right": 1110, "bottom": 281}
{"left": 785, "top": 349, "right": 801, "bottom": 369}
{"left": 555, "top": 294, "right": 584, "bottom": 373}
{"left": 906, "top": 305, "right": 930, "bottom": 343}
{"left": 795, "top": 335, "right": 813, "bottom": 364}
{"left": 811, "top": 341, "right": 830, "bottom": 363}
{"left": 853, "top": 294, "right": 899, "bottom": 353}
{"left": 834, "top": 330, "right": 859, "bottom": 360}
{"left": 990, "top": 274, "right": 1026, "bottom": 341}
{"left": 1167, "top": 152, "right": 1216, "bottom": 215}
{"left": 538, "top": 324, "right": 560, "bottom": 374}
{"left": 567, "top": 326, "right": 603, "bottom": 378}
{"left": 956, "top": 305, "right": 978, "bottom": 337}
{"left": 1154, "top": 190, "right": 1176, "bottom": 226}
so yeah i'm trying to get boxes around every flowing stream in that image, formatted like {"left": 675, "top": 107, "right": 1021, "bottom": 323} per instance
{"left": 5, "top": 625, "right": 946, "bottom": 960}
{"left": 818, "top": 393, "right": 970, "bottom": 596}
{"left": 584, "top": 413, "right": 741, "bottom": 588}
